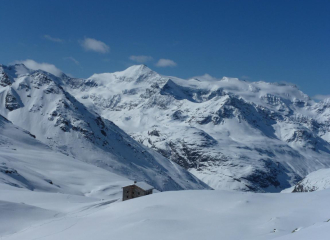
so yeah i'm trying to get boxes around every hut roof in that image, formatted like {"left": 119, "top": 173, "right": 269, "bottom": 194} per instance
{"left": 135, "top": 182, "right": 154, "bottom": 191}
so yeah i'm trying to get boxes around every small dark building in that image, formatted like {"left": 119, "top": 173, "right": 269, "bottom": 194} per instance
{"left": 122, "top": 181, "right": 154, "bottom": 201}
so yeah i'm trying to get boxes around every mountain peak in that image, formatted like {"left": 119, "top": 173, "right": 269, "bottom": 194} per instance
{"left": 119, "top": 64, "right": 154, "bottom": 77}
{"left": 127, "top": 64, "right": 149, "bottom": 70}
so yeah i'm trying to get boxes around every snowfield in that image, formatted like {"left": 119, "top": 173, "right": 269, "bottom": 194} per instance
{"left": 1, "top": 186, "right": 330, "bottom": 240}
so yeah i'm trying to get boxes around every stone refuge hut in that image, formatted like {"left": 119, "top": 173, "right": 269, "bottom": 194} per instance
{"left": 122, "top": 181, "right": 154, "bottom": 201}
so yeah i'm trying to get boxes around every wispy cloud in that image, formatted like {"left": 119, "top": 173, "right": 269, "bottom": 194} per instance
{"left": 241, "top": 75, "right": 251, "bottom": 80}
{"left": 129, "top": 55, "right": 153, "bottom": 63}
{"left": 64, "top": 57, "right": 80, "bottom": 66}
{"left": 313, "top": 94, "right": 330, "bottom": 101}
{"left": 192, "top": 73, "right": 218, "bottom": 81}
{"left": 80, "top": 38, "right": 110, "bottom": 54}
{"left": 15, "top": 59, "right": 62, "bottom": 77}
{"left": 43, "top": 35, "right": 64, "bottom": 43}
{"left": 155, "top": 59, "right": 177, "bottom": 67}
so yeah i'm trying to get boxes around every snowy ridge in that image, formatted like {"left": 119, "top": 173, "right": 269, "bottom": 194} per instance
{"left": 287, "top": 168, "right": 330, "bottom": 192}
{"left": 0, "top": 64, "right": 209, "bottom": 191}
{"left": 60, "top": 64, "right": 330, "bottom": 192}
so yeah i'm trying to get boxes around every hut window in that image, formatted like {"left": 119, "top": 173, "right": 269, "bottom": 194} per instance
{"left": 138, "top": 192, "right": 140, "bottom": 195}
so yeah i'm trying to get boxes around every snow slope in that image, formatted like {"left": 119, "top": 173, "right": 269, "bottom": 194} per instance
{"left": 0, "top": 64, "right": 209, "bottom": 191}
{"left": 0, "top": 113, "right": 134, "bottom": 235}
{"left": 0, "top": 114, "right": 137, "bottom": 197}
{"left": 1, "top": 186, "right": 330, "bottom": 240}
{"left": 284, "top": 168, "right": 330, "bottom": 192}
{"left": 63, "top": 64, "right": 330, "bottom": 192}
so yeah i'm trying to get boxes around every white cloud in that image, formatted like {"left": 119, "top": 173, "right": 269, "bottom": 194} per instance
{"left": 192, "top": 73, "right": 219, "bottom": 81}
{"left": 43, "top": 35, "right": 63, "bottom": 43}
{"left": 241, "top": 75, "right": 251, "bottom": 80}
{"left": 155, "top": 59, "right": 177, "bottom": 67}
{"left": 15, "top": 59, "right": 62, "bottom": 77}
{"left": 129, "top": 55, "right": 153, "bottom": 63}
{"left": 64, "top": 57, "right": 80, "bottom": 66}
{"left": 313, "top": 94, "right": 330, "bottom": 101}
{"left": 80, "top": 38, "right": 110, "bottom": 54}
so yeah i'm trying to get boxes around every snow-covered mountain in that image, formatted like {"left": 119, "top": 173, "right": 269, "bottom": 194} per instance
{"left": 0, "top": 113, "right": 134, "bottom": 198}
{"left": 0, "top": 64, "right": 209, "bottom": 191}
{"left": 1, "top": 63, "right": 330, "bottom": 240}
{"left": 60, "top": 64, "right": 330, "bottom": 192}
{"left": 287, "top": 168, "right": 330, "bottom": 192}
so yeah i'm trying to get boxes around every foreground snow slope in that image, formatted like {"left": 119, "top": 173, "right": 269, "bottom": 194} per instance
{"left": 1, "top": 185, "right": 330, "bottom": 240}
{"left": 63, "top": 65, "right": 330, "bottom": 192}
{"left": 0, "top": 64, "right": 209, "bottom": 191}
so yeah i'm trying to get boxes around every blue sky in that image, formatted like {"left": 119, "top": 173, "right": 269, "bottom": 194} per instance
{"left": 0, "top": 0, "right": 329, "bottom": 98}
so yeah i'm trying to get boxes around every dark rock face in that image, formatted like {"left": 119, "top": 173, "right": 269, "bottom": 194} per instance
{"left": 292, "top": 180, "right": 319, "bottom": 192}
{"left": 292, "top": 183, "right": 311, "bottom": 192}
{"left": 5, "top": 89, "right": 22, "bottom": 111}
{"left": 0, "top": 72, "right": 12, "bottom": 87}
{"left": 31, "top": 72, "right": 53, "bottom": 87}
{"left": 168, "top": 141, "right": 226, "bottom": 169}
{"left": 0, "top": 166, "right": 18, "bottom": 175}
{"left": 0, "top": 165, "right": 35, "bottom": 190}
{"left": 148, "top": 129, "right": 160, "bottom": 137}
{"left": 289, "top": 168, "right": 330, "bottom": 193}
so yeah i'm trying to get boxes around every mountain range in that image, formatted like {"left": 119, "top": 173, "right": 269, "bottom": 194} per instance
{"left": 0, "top": 63, "right": 208, "bottom": 192}
{"left": 2, "top": 63, "right": 330, "bottom": 192}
